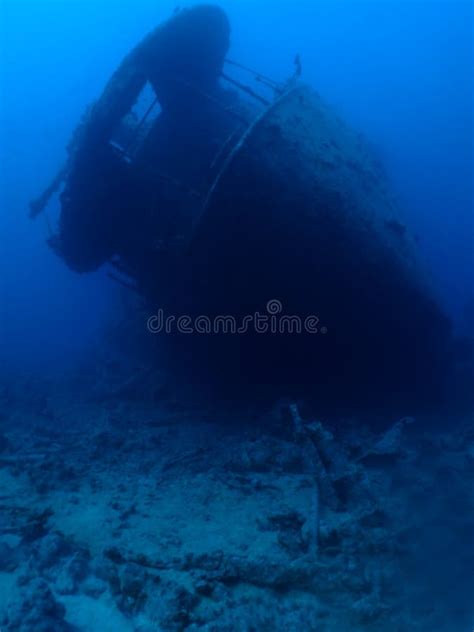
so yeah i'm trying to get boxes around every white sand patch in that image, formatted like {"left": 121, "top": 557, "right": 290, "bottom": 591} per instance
{"left": 62, "top": 594, "right": 134, "bottom": 632}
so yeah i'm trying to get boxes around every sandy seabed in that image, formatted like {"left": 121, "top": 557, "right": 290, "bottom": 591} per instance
{"left": 0, "top": 369, "right": 472, "bottom": 631}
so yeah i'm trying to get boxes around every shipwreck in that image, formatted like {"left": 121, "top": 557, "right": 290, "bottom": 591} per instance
{"left": 31, "top": 4, "right": 456, "bottom": 412}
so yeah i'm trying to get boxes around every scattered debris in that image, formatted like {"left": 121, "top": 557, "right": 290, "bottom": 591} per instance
{"left": 0, "top": 378, "right": 471, "bottom": 631}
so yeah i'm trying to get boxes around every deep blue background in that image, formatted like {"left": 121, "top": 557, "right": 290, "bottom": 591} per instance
{"left": 1, "top": 0, "right": 472, "bottom": 373}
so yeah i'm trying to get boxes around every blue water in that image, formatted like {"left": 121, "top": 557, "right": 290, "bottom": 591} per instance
{"left": 0, "top": 2, "right": 473, "bottom": 631}
{"left": 1, "top": 0, "right": 472, "bottom": 373}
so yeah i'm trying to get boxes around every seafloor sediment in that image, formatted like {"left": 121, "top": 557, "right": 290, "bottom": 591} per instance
{"left": 0, "top": 369, "right": 472, "bottom": 631}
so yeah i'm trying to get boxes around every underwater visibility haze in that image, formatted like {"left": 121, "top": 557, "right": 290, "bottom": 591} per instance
{"left": 0, "top": 1, "right": 473, "bottom": 631}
